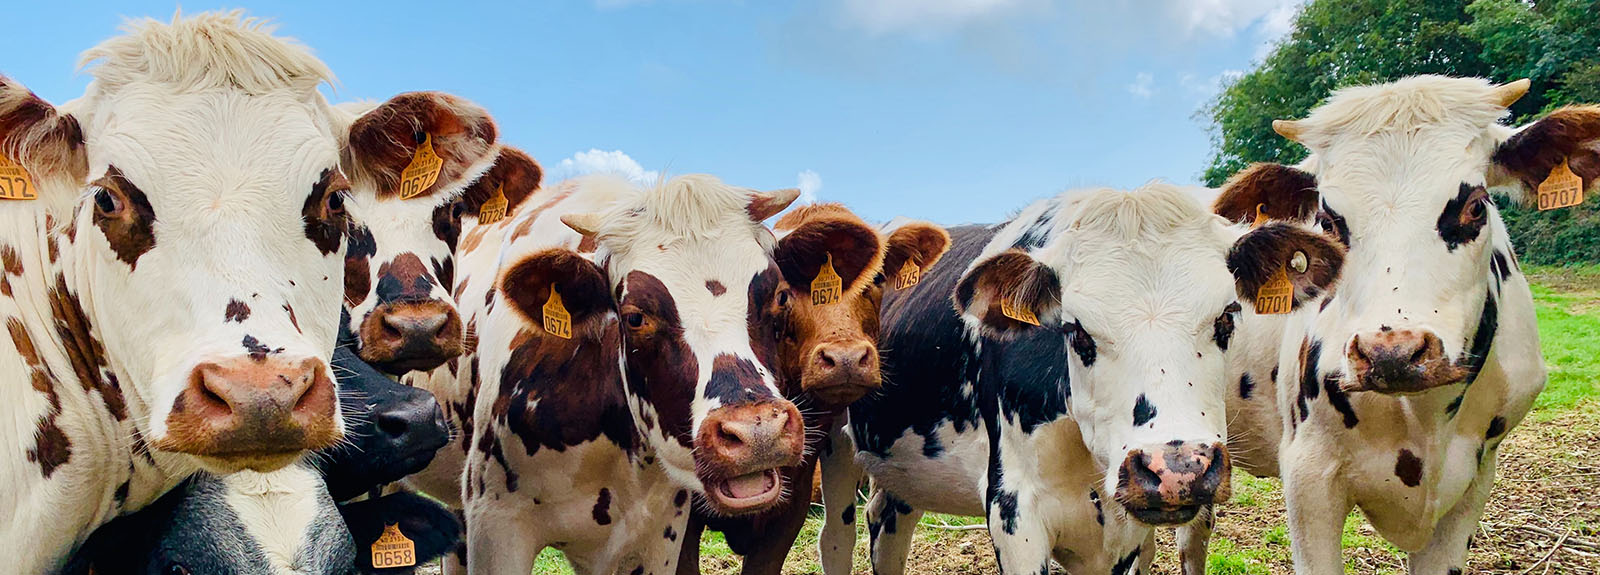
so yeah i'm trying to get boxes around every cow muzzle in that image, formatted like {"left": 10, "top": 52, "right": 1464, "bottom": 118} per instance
{"left": 1345, "top": 328, "right": 1464, "bottom": 394}
{"left": 696, "top": 399, "right": 805, "bottom": 514}
{"left": 803, "top": 340, "right": 881, "bottom": 407}
{"left": 159, "top": 356, "right": 341, "bottom": 471}
{"left": 1115, "top": 441, "right": 1230, "bottom": 526}
{"left": 359, "top": 299, "right": 464, "bottom": 374}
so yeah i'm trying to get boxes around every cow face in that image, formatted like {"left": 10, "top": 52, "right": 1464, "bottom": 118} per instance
{"left": 1227, "top": 76, "right": 1598, "bottom": 395}
{"left": 560, "top": 175, "right": 825, "bottom": 516}
{"left": 956, "top": 184, "right": 1344, "bottom": 526}
{"left": 336, "top": 105, "right": 535, "bottom": 376}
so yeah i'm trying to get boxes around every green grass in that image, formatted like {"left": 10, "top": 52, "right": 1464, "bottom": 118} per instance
{"left": 1528, "top": 284, "right": 1600, "bottom": 414}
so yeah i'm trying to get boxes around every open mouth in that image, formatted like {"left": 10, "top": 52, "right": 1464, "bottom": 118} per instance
{"left": 1125, "top": 504, "right": 1202, "bottom": 526}
{"left": 707, "top": 468, "right": 783, "bottom": 511}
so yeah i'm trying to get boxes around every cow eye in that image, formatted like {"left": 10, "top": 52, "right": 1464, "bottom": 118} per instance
{"left": 93, "top": 188, "right": 123, "bottom": 217}
{"left": 1464, "top": 193, "right": 1489, "bottom": 223}
{"left": 776, "top": 289, "right": 791, "bottom": 310}
{"left": 165, "top": 563, "right": 191, "bottom": 575}
{"left": 324, "top": 190, "right": 346, "bottom": 217}
{"left": 623, "top": 311, "right": 646, "bottom": 329}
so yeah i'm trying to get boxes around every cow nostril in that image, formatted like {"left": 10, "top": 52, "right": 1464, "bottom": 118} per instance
{"left": 377, "top": 413, "right": 409, "bottom": 439}
{"left": 718, "top": 423, "right": 746, "bottom": 449}
{"left": 818, "top": 349, "right": 838, "bottom": 369}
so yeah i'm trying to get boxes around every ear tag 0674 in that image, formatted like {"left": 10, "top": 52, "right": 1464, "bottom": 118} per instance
{"left": 543, "top": 285, "right": 573, "bottom": 339}
{"left": 811, "top": 254, "right": 843, "bottom": 306}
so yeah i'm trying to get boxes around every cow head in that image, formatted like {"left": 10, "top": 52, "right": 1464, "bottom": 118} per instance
{"left": 771, "top": 204, "right": 949, "bottom": 408}
{"left": 1227, "top": 76, "right": 1593, "bottom": 395}
{"left": 553, "top": 174, "right": 848, "bottom": 516}
{"left": 955, "top": 184, "right": 1344, "bottom": 526}
{"left": 336, "top": 103, "right": 534, "bottom": 375}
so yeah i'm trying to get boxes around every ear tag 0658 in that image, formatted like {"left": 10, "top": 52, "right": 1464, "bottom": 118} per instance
{"left": 371, "top": 524, "right": 417, "bottom": 568}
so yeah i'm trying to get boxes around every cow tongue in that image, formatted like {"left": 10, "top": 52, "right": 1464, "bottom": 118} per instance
{"left": 722, "top": 470, "right": 774, "bottom": 499}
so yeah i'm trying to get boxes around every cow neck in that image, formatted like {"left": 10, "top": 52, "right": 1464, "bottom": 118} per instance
{"left": 2, "top": 201, "right": 192, "bottom": 521}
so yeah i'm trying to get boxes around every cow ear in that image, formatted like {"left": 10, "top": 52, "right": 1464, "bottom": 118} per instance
{"left": 0, "top": 76, "right": 88, "bottom": 195}
{"left": 954, "top": 250, "right": 1061, "bottom": 338}
{"left": 1489, "top": 105, "right": 1600, "bottom": 205}
{"left": 459, "top": 147, "right": 542, "bottom": 216}
{"left": 339, "top": 492, "right": 461, "bottom": 570}
{"left": 344, "top": 91, "right": 498, "bottom": 200}
{"left": 500, "top": 248, "right": 614, "bottom": 336}
{"left": 1212, "top": 163, "right": 1320, "bottom": 225}
{"left": 774, "top": 212, "right": 882, "bottom": 295}
{"left": 1227, "top": 222, "right": 1345, "bottom": 313}
{"left": 748, "top": 188, "right": 800, "bottom": 222}
{"left": 882, "top": 221, "right": 951, "bottom": 287}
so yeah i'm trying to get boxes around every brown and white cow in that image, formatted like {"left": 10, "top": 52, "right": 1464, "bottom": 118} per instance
{"left": 676, "top": 204, "right": 951, "bottom": 575}
{"left": 443, "top": 169, "right": 871, "bottom": 575}
{"left": 1181, "top": 76, "right": 1591, "bottom": 575}
{"left": 0, "top": 13, "right": 498, "bottom": 572}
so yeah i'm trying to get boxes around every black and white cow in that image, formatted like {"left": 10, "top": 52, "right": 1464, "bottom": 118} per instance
{"left": 1182, "top": 76, "right": 1596, "bottom": 575}
{"left": 817, "top": 184, "right": 1344, "bottom": 575}
{"left": 0, "top": 13, "right": 497, "bottom": 571}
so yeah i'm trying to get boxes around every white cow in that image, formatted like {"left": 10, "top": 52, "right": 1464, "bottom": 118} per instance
{"left": 1183, "top": 75, "right": 1597, "bottom": 575}
{"left": 0, "top": 13, "right": 497, "bottom": 571}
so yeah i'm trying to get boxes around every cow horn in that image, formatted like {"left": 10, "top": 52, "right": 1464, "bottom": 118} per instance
{"left": 1272, "top": 119, "right": 1305, "bottom": 142}
{"left": 1491, "top": 78, "right": 1531, "bottom": 108}
{"left": 562, "top": 213, "right": 603, "bottom": 237}
{"left": 747, "top": 188, "right": 800, "bottom": 222}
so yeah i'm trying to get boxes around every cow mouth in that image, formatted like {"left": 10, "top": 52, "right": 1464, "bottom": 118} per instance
{"left": 1124, "top": 503, "right": 1203, "bottom": 526}
{"left": 706, "top": 468, "right": 783, "bottom": 512}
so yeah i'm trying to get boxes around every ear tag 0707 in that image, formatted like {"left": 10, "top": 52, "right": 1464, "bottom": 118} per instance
{"left": 1537, "top": 159, "right": 1583, "bottom": 211}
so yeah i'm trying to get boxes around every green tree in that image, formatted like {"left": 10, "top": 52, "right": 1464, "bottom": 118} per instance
{"left": 1200, "top": 0, "right": 1600, "bottom": 264}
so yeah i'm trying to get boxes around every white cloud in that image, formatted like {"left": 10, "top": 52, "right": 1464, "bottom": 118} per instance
{"left": 556, "top": 149, "right": 660, "bottom": 184}
{"left": 1180, "top": 69, "right": 1244, "bottom": 100}
{"left": 796, "top": 170, "right": 823, "bottom": 204}
{"left": 1127, "top": 72, "right": 1155, "bottom": 99}
{"left": 1172, "top": 0, "right": 1294, "bottom": 38}
{"left": 837, "top": 0, "right": 1033, "bottom": 35}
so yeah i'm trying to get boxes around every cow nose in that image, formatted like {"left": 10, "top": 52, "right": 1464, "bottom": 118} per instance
{"left": 161, "top": 356, "right": 341, "bottom": 469}
{"left": 1346, "top": 328, "right": 1449, "bottom": 393}
{"left": 360, "top": 301, "right": 463, "bottom": 374}
{"left": 1115, "top": 442, "right": 1230, "bottom": 526}
{"left": 701, "top": 400, "right": 805, "bottom": 470}
{"left": 806, "top": 341, "right": 881, "bottom": 402}
{"left": 375, "top": 395, "right": 452, "bottom": 456}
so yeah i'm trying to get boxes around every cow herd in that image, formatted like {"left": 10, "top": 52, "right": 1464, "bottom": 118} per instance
{"left": 3, "top": 12, "right": 1597, "bottom": 575}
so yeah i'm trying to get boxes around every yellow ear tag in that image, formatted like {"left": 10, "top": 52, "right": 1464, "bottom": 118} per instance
{"left": 371, "top": 523, "right": 417, "bottom": 568}
{"left": 1537, "top": 159, "right": 1584, "bottom": 211}
{"left": 543, "top": 285, "right": 573, "bottom": 339}
{"left": 893, "top": 260, "right": 922, "bottom": 290}
{"left": 1255, "top": 264, "right": 1295, "bottom": 315}
{"left": 478, "top": 184, "right": 509, "bottom": 224}
{"left": 0, "top": 152, "right": 38, "bottom": 201}
{"left": 398, "top": 134, "right": 444, "bottom": 200}
{"left": 999, "top": 297, "right": 1040, "bottom": 326}
{"left": 811, "top": 254, "right": 843, "bottom": 306}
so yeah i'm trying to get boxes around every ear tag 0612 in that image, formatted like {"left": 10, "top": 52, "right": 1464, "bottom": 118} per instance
{"left": 399, "top": 133, "right": 444, "bottom": 200}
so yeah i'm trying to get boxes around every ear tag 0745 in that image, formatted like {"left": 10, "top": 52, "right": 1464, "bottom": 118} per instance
{"left": 894, "top": 261, "right": 922, "bottom": 290}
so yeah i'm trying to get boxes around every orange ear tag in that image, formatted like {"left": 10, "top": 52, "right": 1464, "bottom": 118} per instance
{"left": 0, "top": 152, "right": 38, "bottom": 200}
{"left": 371, "top": 524, "right": 417, "bottom": 568}
{"left": 811, "top": 254, "right": 843, "bottom": 306}
{"left": 999, "top": 297, "right": 1040, "bottom": 326}
{"left": 478, "top": 184, "right": 509, "bottom": 224}
{"left": 1251, "top": 203, "right": 1268, "bottom": 227}
{"left": 543, "top": 285, "right": 573, "bottom": 339}
{"left": 893, "top": 261, "right": 922, "bottom": 290}
{"left": 1254, "top": 264, "right": 1295, "bottom": 315}
{"left": 398, "top": 134, "right": 444, "bottom": 200}
{"left": 1537, "top": 159, "right": 1584, "bottom": 211}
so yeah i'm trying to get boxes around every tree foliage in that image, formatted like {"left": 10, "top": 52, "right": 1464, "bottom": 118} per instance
{"left": 1200, "top": 0, "right": 1600, "bottom": 264}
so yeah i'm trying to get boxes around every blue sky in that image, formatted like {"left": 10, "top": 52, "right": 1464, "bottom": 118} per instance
{"left": 1, "top": 0, "right": 1300, "bottom": 224}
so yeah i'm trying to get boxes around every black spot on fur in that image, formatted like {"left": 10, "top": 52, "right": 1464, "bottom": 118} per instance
{"left": 842, "top": 503, "right": 855, "bottom": 525}
{"left": 1491, "top": 250, "right": 1512, "bottom": 283}
{"left": 1133, "top": 394, "right": 1157, "bottom": 427}
{"left": 1239, "top": 373, "right": 1255, "bottom": 400}
{"left": 994, "top": 489, "right": 1020, "bottom": 535}
{"left": 1395, "top": 449, "right": 1423, "bottom": 487}
{"left": 1067, "top": 320, "right": 1096, "bottom": 367}
{"left": 1318, "top": 202, "right": 1350, "bottom": 247}
{"left": 674, "top": 489, "right": 688, "bottom": 508}
{"left": 592, "top": 488, "right": 612, "bottom": 525}
{"left": 1486, "top": 416, "right": 1507, "bottom": 439}
{"left": 1089, "top": 489, "right": 1104, "bottom": 525}
{"left": 1460, "top": 290, "right": 1499, "bottom": 387}
{"left": 1112, "top": 549, "right": 1141, "bottom": 575}
{"left": 241, "top": 335, "right": 282, "bottom": 362}
{"left": 1297, "top": 340, "right": 1322, "bottom": 422}
{"left": 1437, "top": 184, "right": 1489, "bottom": 251}
{"left": 1445, "top": 393, "right": 1465, "bottom": 418}
{"left": 663, "top": 525, "right": 677, "bottom": 541}
{"left": 1214, "top": 302, "right": 1240, "bottom": 350}
{"left": 921, "top": 431, "right": 944, "bottom": 458}
{"left": 1323, "top": 373, "right": 1358, "bottom": 428}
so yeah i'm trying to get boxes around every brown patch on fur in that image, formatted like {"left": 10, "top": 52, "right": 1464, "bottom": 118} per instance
{"left": 620, "top": 270, "right": 698, "bottom": 447}
{"left": 305, "top": 169, "right": 351, "bottom": 256}
{"left": 1395, "top": 449, "right": 1424, "bottom": 487}
{"left": 345, "top": 92, "right": 498, "bottom": 200}
{"left": 459, "top": 225, "right": 492, "bottom": 254}
{"left": 1494, "top": 105, "right": 1600, "bottom": 192}
{"left": 1213, "top": 163, "right": 1321, "bottom": 224}
{"left": 344, "top": 225, "right": 377, "bottom": 307}
{"left": 953, "top": 250, "right": 1061, "bottom": 336}
{"left": 47, "top": 274, "right": 125, "bottom": 420}
{"left": 460, "top": 147, "right": 542, "bottom": 215}
{"left": 284, "top": 303, "right": 300, "bottom": 333}
{"left": 506, "top": 184, "right": 578, "bottom": 243}
{"left": 225, "top": 299, "right": 251, "bottom": 323}
{"left": 1226, "top": 223, "right": 1346, "bottom": 312}
{"left": 0, "top": 75, "right": 88, "bottom": 182}
{"left": 0, "top": 243, "right": 21, "bottom": 298}
{"left": 91, "top": 166, "right": 158, "bottom": 270}
{"left": 576, "top": 235, "right": 597, "bottom": 254}
{"left": 12, "top": 313, "right": 72, "bottom": 477}
{"left": 376, "top": 253, "right": 435, "bottom": 303}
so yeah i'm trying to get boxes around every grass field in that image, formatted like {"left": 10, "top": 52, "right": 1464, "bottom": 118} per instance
{"left": 496, "top": 265, "right": 1600, "bottom": 575}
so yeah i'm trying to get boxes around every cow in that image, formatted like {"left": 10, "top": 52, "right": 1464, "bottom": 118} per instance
{"left": 65, "top": 325, "right": 458, "bottom": 575}
{"left": 0, "top": 13, "right": 500, "bottom": 571}
{"left": 816, "top": 183, "right": 1345, "bottom": 575}
{"left": 1179, "top": 76, "right": 1593, "bottom": 575}
{"left": 676, "top": 205, "right": 952, "bottom": 575}
{"left": 440, "top": 168, "right": 878, "bottom": 575}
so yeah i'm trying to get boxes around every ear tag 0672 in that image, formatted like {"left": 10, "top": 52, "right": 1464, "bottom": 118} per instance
{"left": 399, "top": 133, "right": 444, "bottom": 200}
